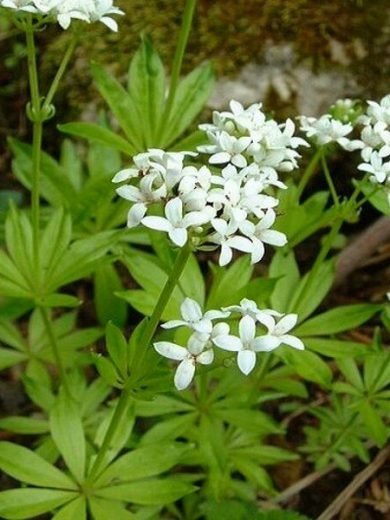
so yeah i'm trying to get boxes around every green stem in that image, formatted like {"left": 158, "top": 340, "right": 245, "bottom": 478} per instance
{"left": 40, "top": 307, "right": 71, "bottom": 396}
{"left": 25, "top": 22, "right": 42, "bottom": 269}
{"left": 321, "top": 150, "right": 339, "bottom": 208}
{"left": 158, "top": 0, "right": 197, "bottom": 142}
{"left": 88, "top": 242, "right": 192, "bottom": 482}
{"left": 296, "top": 147, "right": 322, "bottom": 200}
{"left": 42, "top": 37, "right": 77, "bottom": 112}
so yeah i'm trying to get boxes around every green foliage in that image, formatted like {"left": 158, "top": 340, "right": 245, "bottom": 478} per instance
{"left": 60, "top": 38, "right": 213, "bottom": 152}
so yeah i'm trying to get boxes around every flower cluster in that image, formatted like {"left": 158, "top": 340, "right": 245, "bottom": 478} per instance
{"left": 154, "top": 297, "right": 304, "bottom": 390}
{"left": 114, "top": 102, "right": 308, "bottom": 266}
{"left": 298, "top": 99, "right": 362, "bottom": 152}
{"left": 0, "top": 0, "right": 124, "bottom": 30}
{"left": 355, "top": 95, "right": 390, "bottom": 193}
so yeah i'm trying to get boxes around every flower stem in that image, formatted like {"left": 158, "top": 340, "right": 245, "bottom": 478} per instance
{"left": 40, "top": 307, "right": 71, "bottom": 396}
{"left": 321, "top": 150, "right": 339, "bottom": 208}
{"left": 88, "top": 242, "right": 192, "bottom": 482}
{"left": 43, "top": 37, "right": 77, "bottom": 112}
{"left": 25, "top": 21, "right": 42, "bottom": 269}
{"left": 158, "top": 0, "right": 197, "bottom": 143}
{"left": 296, "top": 147, "right": 322, "bottom": 200}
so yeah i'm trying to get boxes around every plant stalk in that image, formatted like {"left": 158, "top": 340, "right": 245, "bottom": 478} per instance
{"left": 296, "top": 147, "right": 322, "bottom": 200}
{"left": 159, "top": 0, "right": 197, "bottom": 142}
{"left": 40, "top": 307, "right": 71, "bottom": 396}
{"left": 88, "top": 243, "right": 192, "bottom": 482}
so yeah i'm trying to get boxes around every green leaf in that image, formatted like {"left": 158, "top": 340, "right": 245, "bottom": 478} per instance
{"left": 9, "top": 138, "right": 77, "bottom": 208}
{"left": 304, "top": 338, "right": 370, "bottom": 358}
{"left": 162, "top": 62, "right": 214, "bottom": 147}
{"left": 52, "top": 497, "right": 86, "bottom": 520}
{"left": 170, "top": 129, "right": 208, "bottom": 152}
{"left": 0, "top": 416, "right": 49, "bottom": 434}
{"left": 94, "top": 354, "right": 121, "bottom": 386}
{"left": 39, "top": 209, "right": 72, "bottom": 284}
{"left": 359, "top": 179, "right": 390, "bottom": 216}
{"left": 0, "top": 250, "right": 31, "bottom": 298}
{"left": 269, "top": 249, "right": 300, "bottom": 312}
{"left": 0, "top": 347, "right": 27, "bottom": 370}
{"left": 88, "top": 497, "right": 135, "bottom": 520}
{"left": 47, "top": 230, "right": 119, "bottom": 290}
{"left": 50, "top": 390, "right": 86, "bottom": 483}
{"left": 278, "top": 349, "right": 333, "bottom": 387}
{"left": 120, "top": 249, "right": 183, "bottom": 319}
{"left": 39, "top": 294, "right": 81, "bottom": 308}
{"left": 60, "top": 139, "right": 83, "bottom": 191}
{"left": 128, "top": 37, "right": 165, "bottom": 146}
{"left": 289, "top": 260, "right": 335, "bottom": 320}
{"left": 295, "top": 304, "right": 381, "bottom": 336}
{"left": 0, "top": 441, "right": 76, "bottom": 489}
{"left": 105, "top": 321, "right": 128, "bottom": 379}
{"left": 359, "top": 400, "right": 388, "bottom": 447}
{"left": 95, "top": 264, "right": 127, "bottom": 327}
{"left": 0, "top": 489, "right": 77, "bottom": 520}
{"left": 58, "top": 123, "right": 135, "bottom": 155}
{"left": 95, "top": 478, "right": 196, "bottom": 505}
{"left": 95, "top": 442, "right": 189, "bottom": 486}
{"left": 214, "top": 409, "right": 282, "bottom": 435}
{"left": 91, "top": 62, "right": 143, "bottom": 151}
{"left": 5, "top": 205, "right": 34, "bottom": 288}
{"left": 207, "top": 256, "right": 253, "bottom": 309}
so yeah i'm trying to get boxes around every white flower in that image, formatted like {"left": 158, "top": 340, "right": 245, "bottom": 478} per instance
{"left": 200, "top": 132, "right": 251, "bottom": 168}
{"left": 223, "top": 298, "right": 283, "bottom": 322}
{"left": 162, "top": 297, "right": 229, "bottom": 334}
{"left": 209, "top": 218, "right": 253, "bottom": 266}
{"left": 154, "top": 335, "right": 214, "bottom": 390}
{"left": 213, "top": 315, "right": 266, "bottom": 375}
{"left": 1, "top": 0, "right": 36, "bottom": 11}
{"left": 240, "top": 209, "right": 287, "bottom": 263}
{"left": 253, "top": 313, "right": 304, "bottom": 352}
{"left": 141, "top": 197, "right": 214, "bottom": 247}
{"left": 299, "top": 114, "right": 361, "bottom": 151}
{"left": 358, "top": 151, "right": 390, "bottom": 184}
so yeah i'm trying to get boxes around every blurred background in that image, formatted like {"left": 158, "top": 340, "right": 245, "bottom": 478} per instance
{"left": 0, "top": 0, "right": 389, "bottom": 169}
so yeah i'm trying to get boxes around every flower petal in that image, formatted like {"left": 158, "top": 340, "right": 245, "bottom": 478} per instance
{"left": 237, "top": 350, "right": 256, "bottom": 375}
{"left": 154, "top": 341, "right": 187, "bottom": 360}
{"left": 281, "top": 334, "right": 305, "bottom": 350}
{"left": 275, "top": 314, "right": 298, "bottom": 335}
{"left": 142, "top": 216, "right": 171, "bottom": 232}
{"left": 169, "top": 227, "right": 188, "bottom": 247}
{"left": 174, "top": 358, "right": 195, "bottom": 390}
{"left": 252, "top": 335, "right": 281, "bottom": 351}
{"left": 213, "top": 335, "right": 242, "bottom": 351}
{"left": 197, "top": 349, "right": 214, "bottom": 365}
{"left": 239, "top": 315, "right": 256, "bottom": 344}
{"left": 181, "top": 298, "right": 202, "bottom": 322}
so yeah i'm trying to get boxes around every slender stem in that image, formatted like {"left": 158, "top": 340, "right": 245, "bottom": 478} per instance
{"left": 321, "top": 150, "right": 339, "bottom": 208}
{"left": 158, "top": 0, "right": 197, "bottom": 142}
{"left": 88, "top": 243, "right": 193, "bottom": 482}
{"left": 42, "top": 38, "right": 77, "bottom": 112}
{"left": 40, "top": 307, "right": 71, "bottom": 395}
{"left": 88, "top": 386, "right": 132, "bottom": 483}
{"left": 25, "top": 22, "right": 42, "bottom": 268}
{"left": 296, "top": 147, "right": 322, "bottom": 200}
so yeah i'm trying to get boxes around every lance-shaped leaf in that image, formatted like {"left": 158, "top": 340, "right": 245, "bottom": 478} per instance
{"left": 0, "top": 489, "right": 77, "bottom": 520}
{"left": 91, "top": 62, "right": 143, "bottom": 151}
{"left": 162, "top": 62, "right": 214, "bottom": 147}
{"left": 52, "top": 497, "right": 86, "bottom": 520}
{"left": 50, "top": 390, "right": 86, "bottom": 483}
{"left": 95, "top": 442, "right": 189, "bottom": 486}
{"left": 128, "top": 37, "right": 166, "bottom": 146}
{"left": 95, "top": 478, "right": 196, "bottom": 505}
{"left": 59, "top": 122, "right": 135, "bottom": 155}
{"left": 0, "top": 441, "right": 76, "bottom": 489}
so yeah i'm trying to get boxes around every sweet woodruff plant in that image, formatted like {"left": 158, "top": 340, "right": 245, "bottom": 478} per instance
{"left": 0, "top": 0, "right": 389, "bottom": 518}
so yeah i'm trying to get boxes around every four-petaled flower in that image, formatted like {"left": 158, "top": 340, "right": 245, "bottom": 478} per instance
{"left": 154, "top": 336, "right": 214, "bottom": 390}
